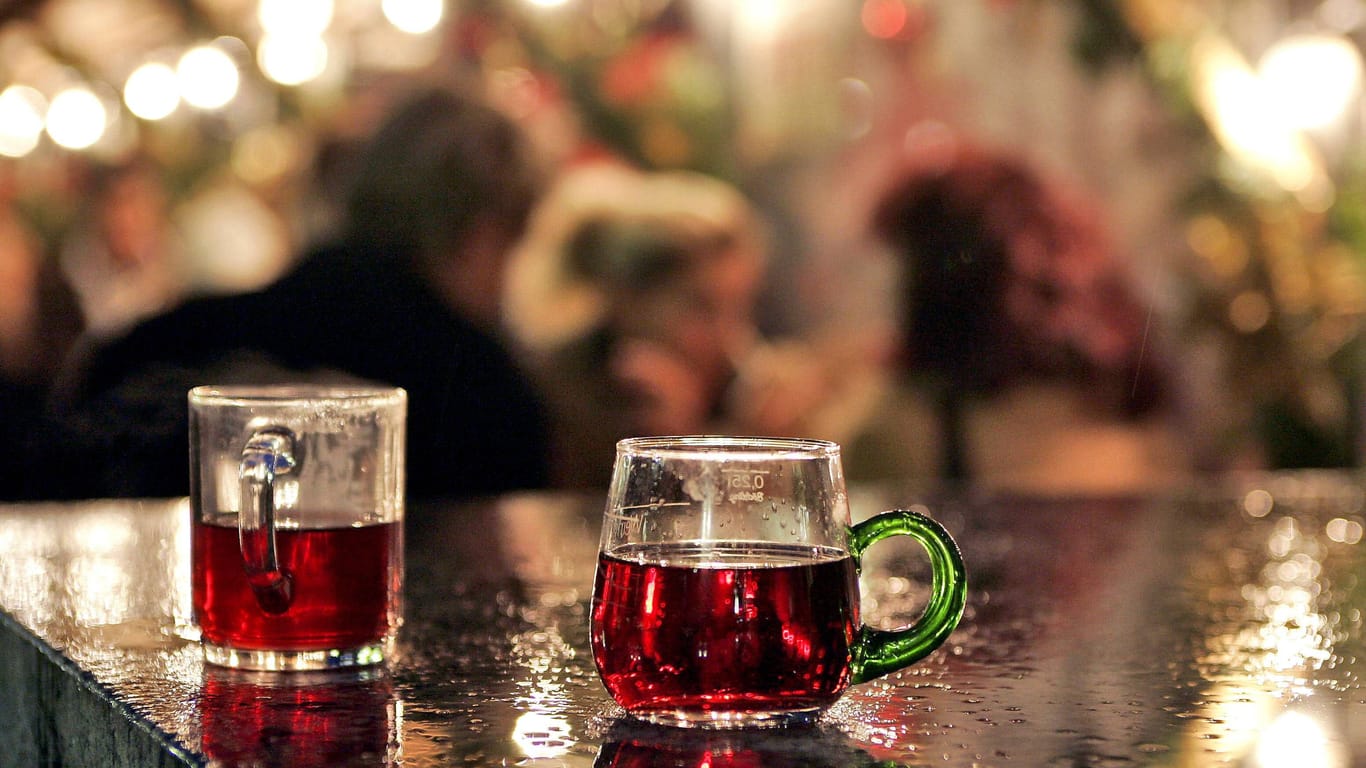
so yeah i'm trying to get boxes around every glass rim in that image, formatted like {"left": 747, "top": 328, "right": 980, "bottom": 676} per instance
{"left": 188, "top": 384, "right": 407, "bottom": 408}
{"left": 616, "top": 435, "right": 840, "bottom": 459}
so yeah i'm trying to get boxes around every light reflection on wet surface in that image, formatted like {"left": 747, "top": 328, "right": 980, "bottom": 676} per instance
{"left": 1, "top": 475, "right": 1365, "bottom": 765}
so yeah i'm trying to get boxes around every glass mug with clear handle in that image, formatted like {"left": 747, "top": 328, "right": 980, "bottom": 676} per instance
{"left": 188, "top": 385, "right": 406, "bottom": 670}
{"left": 590, "top": 436, "right": 966, "bottom": 728}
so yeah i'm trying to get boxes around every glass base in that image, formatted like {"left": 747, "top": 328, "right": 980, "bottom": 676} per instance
{"left": 201, "top": 639, "right": 390, "bottom": 671}
{"left": 628, "top": 706, "right": 823, "bottom": 730}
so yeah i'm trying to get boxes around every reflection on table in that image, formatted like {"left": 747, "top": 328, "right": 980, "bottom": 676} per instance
{"left": 0, "top": 474, "right": 1364, "bottom": 765}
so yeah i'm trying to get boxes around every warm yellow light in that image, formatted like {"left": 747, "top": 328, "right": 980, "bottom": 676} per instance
{"left": 736, "top": 0, "right": 786, "bottom": 39}
{"left": 1208, "top": 64, "right": 1298, "bottom": 171}
{"left": 1229, "top": 290, "right": 1272, "bottom": 333}
{"left": 512, "top": 712, "right": 572, "bottom": 759}
{"left": 46, "top": 86, "right": 106, "bottom": 150}
{"left": 124, "top": 62, "right": 180, "bottom": 120}
{"left": 1243, "top": 488, "right": 1275, "bottom": 518}
{"left": 1326, "top": 516, "right": 1364, "bottom": 544}
{"left": 258, "top": 0, "right": 333, "bottom": 35}
{"left": 178, "top": 43, "right": 241, "bottom": 110}
{"left": 1193, "top": 34, "right": 1324, "bottom": 193}
{"left": 0, "top": 85, "right": 47, "bottom": 157}
{"left": 382, "top": 0, "right": 443, "bottom": 34}
{"left": 232, "top": 125, "right": 302, "bottom": 185}
{"left": 1259, "top": 33, "right": 1363, "bottom": 131}
{"left": 1254, "top": 710, "right": 1345, "bottom": 768}
{"left": 257, "top": 33, "right": 329, "bottom": 86}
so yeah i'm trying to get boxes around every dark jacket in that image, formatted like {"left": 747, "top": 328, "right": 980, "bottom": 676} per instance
{"left": 49, "top": 243, "right": 550, "bottom": 501}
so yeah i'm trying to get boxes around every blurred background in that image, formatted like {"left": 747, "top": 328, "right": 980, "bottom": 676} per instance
{"left": 2, "top": 0, "right": 1366, "bottom": 482}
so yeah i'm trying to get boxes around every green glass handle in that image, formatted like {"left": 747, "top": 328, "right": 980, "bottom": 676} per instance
{"left": 848, "top": 509, "right": 967, "bottom": 684}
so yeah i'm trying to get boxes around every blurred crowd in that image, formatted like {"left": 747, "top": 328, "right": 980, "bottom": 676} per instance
{"left": 0, "top": 77, "right": 1193, "bottom": 503}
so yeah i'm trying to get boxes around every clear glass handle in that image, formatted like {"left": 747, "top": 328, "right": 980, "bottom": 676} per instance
{"left": 239, "top": 426, "right": 300, "bottom": 614}
{"left": 848, "top": 508, "right": 967, "bottom": 684}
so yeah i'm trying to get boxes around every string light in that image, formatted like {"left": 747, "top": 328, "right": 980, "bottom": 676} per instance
{"left": 257, "top": 0, "right": 333, "bottom": 36}
{"left": 46, "top": 86, "right": 106, "bottom": 150}
{"left": 382, "top": 0, "right": 444, "bottom": 35}
{"left": 124, "top": 62, "right": 180, "bottom": 121}
{"left": 178, "top": 42, "right": 241, "bottom": 110}
{"left": 0, "top": 85, "right": 47, "bottom": 157}
{"left": 258, "top": 33, "right": 329, "bottom": 86}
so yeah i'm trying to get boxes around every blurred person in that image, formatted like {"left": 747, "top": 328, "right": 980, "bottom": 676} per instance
{"left": 507, "top": 166, "right": 862, "bottom": 489}
{"left": 59, "top": 157, "right": 186, "bottom": 339}
{"left": 41, "top": 83, "right": 550, "bottom": 501}
{"left": 0, "top": 166, "right": 86, "bottom": 499}
{"left": 843, "top": 142, "right": 1187, "bottom": 495}
{"left": 0, "top": 190, "right": 83, "bottom": 390}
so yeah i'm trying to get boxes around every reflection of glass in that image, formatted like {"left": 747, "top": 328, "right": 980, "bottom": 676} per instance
{"left": 199, "top": 669, "right": 401, "bottom": 768}
{"left": 593, "top": 721, "right": 885, "bottom": 768}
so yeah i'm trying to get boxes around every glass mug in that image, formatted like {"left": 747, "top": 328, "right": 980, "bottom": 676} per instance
{"left": 590, "top": 436, "right": 967, "bottom": 728}
{"left": 189, "top": 385, "right": 406, "bottom": 670}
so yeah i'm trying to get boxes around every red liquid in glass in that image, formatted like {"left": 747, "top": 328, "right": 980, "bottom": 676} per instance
{"left": 192, "top": 518, "right": 400, "bottom": 650}
{"left": 590, "top": 541, "right": 859, "bottom": 717}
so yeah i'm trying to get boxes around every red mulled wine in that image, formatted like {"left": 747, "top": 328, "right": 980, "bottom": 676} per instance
{"left": 590, "top": 541, "right": 859, "bottom": 719}
{"left": 192, "top": 518, "right": 400, "bottom": 650}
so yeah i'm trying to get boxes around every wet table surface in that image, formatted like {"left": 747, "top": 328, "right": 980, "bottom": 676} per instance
{"left": 1, "top": 473, "right": 1365, "bottom": 766}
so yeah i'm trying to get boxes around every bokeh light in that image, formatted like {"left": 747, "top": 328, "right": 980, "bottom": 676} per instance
{"left": 231, "top": 125, "right": 302, "bottom": 186}
{"left": 178, "top": 42, "right": 241, "bottom": 110}
{"left": 124, "top": 62, "right": 180, "bottom": 121}
{"left": 838, "top": 77, "right": 874, "bottom": 139}
{"left": 1253, "top": 709, "right": 1345, "bottom": 768}
{"left": 862, "top": 0, "right": 908, "bottom": 39}
{"left": 382, "top": 0, "right": 444, "bottom": 34}
{"left": 1259, "top": 33, "right": 1363, "bottom": 131}
{"left": 1229, "top": 289, "right": 1272, "bottom": 333}
{"left": 0, "top": 85, "right": 47, "bottom": 157}
{"left": 1243, "top": 488, "right": 1275, "bottom": 518}
{"left": 258, "top": 0, "right": 333, "bottom": 35}
{"left": 1325, "top": 516, "right": 1363, "bottom": 544}
{"left": 258, "top": 33, "right": 330, "bottom": 86}
{"left": 45, "top": 86, "right": 107, "bottom": 150}
{"left": 1193, "top": 35, "right": 1323, "bottom": 194}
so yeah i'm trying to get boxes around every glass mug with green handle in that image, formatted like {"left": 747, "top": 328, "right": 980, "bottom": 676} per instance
{"left": 590, "top": 436, "right": 967, "bottom": 728}
{"left": 189, "top": 385, "right": 406, "bottom": 671}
